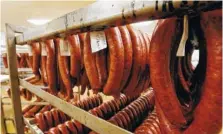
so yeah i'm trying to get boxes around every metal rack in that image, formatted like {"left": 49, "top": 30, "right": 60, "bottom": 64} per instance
{"left": 5, "top": 1, "right": 221, "bottom": 134}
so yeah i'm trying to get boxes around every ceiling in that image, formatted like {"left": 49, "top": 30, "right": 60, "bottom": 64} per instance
{"left": 1, "top": 1, "right": 96, "bottom": 32}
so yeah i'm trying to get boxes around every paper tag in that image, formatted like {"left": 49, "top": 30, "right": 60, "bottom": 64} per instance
{"left": 90, "top": 31, "right": 107, "bottom": 53}
{"left": 28, "top": 45, "right": 33, "bottom": 56}
{"left": 177, "top": 15, "right": 188, "bottom": 57}
{"left": 59, "top": 39, "right": 70, "bottom": 56}
{"left": 2, "top": 53, "right": 7, "bottom": 57}
{"left": 41, "top": 42, "right": 47, "bottom": 56}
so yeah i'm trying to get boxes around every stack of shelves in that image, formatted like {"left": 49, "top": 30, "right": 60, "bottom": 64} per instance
{"left": 5, "top": 1, "right": 221, "bottom": 134}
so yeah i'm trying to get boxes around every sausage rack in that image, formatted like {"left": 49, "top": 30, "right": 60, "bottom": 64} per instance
{"left": 4, "top": 1, "right": 221, "bottom": 134}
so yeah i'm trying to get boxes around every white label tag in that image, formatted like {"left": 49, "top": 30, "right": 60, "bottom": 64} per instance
{"left": 59, "top": 39, "right": 70, "bottom": 56}
{"left": 2, "top": 53, "right": 7, "bottom": 57}
{"left": 28, "top": 45, "right": 33, "bottom": 56}
{"left": 90, "top": 31, "right": 107, "bottom": 53}
{"left": 177, "top": 15, "right": 188, "bottom": 57}
{"left": 40, "top": 42, "right": 47, "bottom": 56}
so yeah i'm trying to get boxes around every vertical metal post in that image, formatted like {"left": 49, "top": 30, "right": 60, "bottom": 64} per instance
{"left": 1, "top": 101, "right": 7, "bottom": 134}
{"left": 5, "top": 24, "right": 24, "bottom": 134}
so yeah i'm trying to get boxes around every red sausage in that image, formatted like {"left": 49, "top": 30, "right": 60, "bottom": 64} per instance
{"left": 35, "top": 113, "right": 48, "bottom": 131}
{"left": 103, "top": 27, "right": 124, "bottom": 97}
{"left": 123, "top": 25, "right": 143, "bottom": 96}
{"left": 51, "top": 109, "right": 61, "bottom": 126}
{"left": 40, "top": 42, "right": 48, "bottom": 86}
{"left": 95, "top": 49, "right": 108, "bottom": 89}
{"left": 2, "top": 54, "right": 8, "bottom": 68}
{"left": 45, "top": 39, "right": 58, "bottom": 94}
{"left": 118, "top": 26, "right": 133, "bottom": 91}
{"left": 31, "top": 42, "right": 41, "bottom": 79}
{"left": 24, "top": 105, "right": 44, "bottom": 118}
{"left": 65, "top": 121, "right": 78, "bottom": 134}
{"left": 83, "top": 33, "right": 101, "bottom": 93}
{"left": 55, "top": 38, "right": 73, "bottom": 100}
{"left": 67, "top": 35, "right": 81, "bottom": 82}
{"left": 184, "top": 9, "right": 222, "bottom": 134}
{"left": 150, "top": 18, "right": 188, "bottom": 127}
{"left": 57, "top": 124, "right": 70, "bottom": 134}
{"left": 48, "top": 127, "right": 61, "bottom": 134}
{"left": 43, "top": 111, "right": 54, "bottom": 128}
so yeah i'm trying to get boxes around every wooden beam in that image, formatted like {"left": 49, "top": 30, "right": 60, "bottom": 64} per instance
{"left": 15, "top": 1, "right": 221, "bottom": 45}
{"left": 19, "top": 79, "right": 132, "bottom": 134}
{"left": 2, "top": 101, "right": 50, "bottom": 106}
{"left": 5, "top": 23, "right": 24, "bottom": 134}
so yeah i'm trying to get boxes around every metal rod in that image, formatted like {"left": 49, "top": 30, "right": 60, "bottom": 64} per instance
{"left": 2, "top": 101, "right": 50, "bottom": 106}
{"left": 23, "top": 117, "right": 44, "bottom": 134}
{"left": 5, "top": 23, "right": 24, "bottom": 134}
{"left": 15, "top": 1, "right": 221, "bottom": 45}
{"left": 19, "top": 79, "right": 132, "bottom": 134}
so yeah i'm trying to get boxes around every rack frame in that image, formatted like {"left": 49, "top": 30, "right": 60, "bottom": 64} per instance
{"left": 5, "top": 1, "right": 221, "bottom": 134}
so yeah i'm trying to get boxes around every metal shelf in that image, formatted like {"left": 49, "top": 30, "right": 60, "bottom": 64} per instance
{"left": 4, "top": 1, "right": 221, "bottom": 134}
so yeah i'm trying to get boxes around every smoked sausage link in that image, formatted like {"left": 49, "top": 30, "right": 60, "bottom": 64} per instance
{"left": 45, "top": 40, "right": 58, "bottom": 94}
{"left": 118, "top": 26, "right": 133, "bottom": 91}
{"left": 83, "top": 33, "right": 101, "bottom": 93}
{"left": 149, "top": 18, "right": 188, "bottom": 127}
{"left": 31, "top": 42, "right": 41, "bottom": 80}
{"left": 123, "top": 25, "right": 143, "bottom": 96}
{"left": 103, "top": 27, "right": 124, "bottom": 97}
{"left": 68, "top": 35, "right": 81, "bottom": 82}
{"left": 55, "top": 38, "right": 73, "bottom": 100}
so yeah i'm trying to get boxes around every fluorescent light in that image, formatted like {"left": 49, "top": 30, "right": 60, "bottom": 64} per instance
{"left": 27, "top": 19, "right": 50, "bottom": 25}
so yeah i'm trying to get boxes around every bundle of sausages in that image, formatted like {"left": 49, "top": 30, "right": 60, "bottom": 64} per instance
{"left": 149, "top": 9, "right": 222, "bottom": 133}
{"left": 35, "top": 108, "right": 71, "bottom": 132}
{"left": 107, "top": 90, "right": 154, "bottom": 132}
{"left": 88, "top": 94, "right": 138, "bottom": 120}
{"left": 7, "top": 87, "right": 34, "bottom": 101}
{"left": 134, "top": 110, "right": 161, "bottom": 134}
{"left": 28, "top": 25, "right": 151, "bottom": 100}
{"left": 1, "top": 53, "right": 31, "bottom": 68}
{"left": 47, "top": 120, "right": 83, "bottom": 134}
{"left": 39, "top": 92, "right": 139, "bottom": 134}
{"left": 35, "top": 94, "right": 103, "bottom": 132}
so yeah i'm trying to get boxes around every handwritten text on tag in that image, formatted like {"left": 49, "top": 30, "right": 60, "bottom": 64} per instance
{"left": 41, "top": 42, "right": 47, "bottom": 56}
{"left": 60, "top": 39, "right": 71, "bottom": 56}
{"left": 28, "top": 45, "right": 33, "bottom": 56}
{"left": 90, "top": 31, "right": 107, "bottom": 53}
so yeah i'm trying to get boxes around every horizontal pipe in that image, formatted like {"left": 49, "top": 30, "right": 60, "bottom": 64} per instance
{"left": 15, "top": 1, "right": 221, "bottom": 45}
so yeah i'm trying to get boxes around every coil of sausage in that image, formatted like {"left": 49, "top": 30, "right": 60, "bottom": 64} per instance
{"left": 149, "top": 18, "right": 189, "bottom": 128}
{"left": 184, "top": 9, "right": 222, "bottom": 134}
